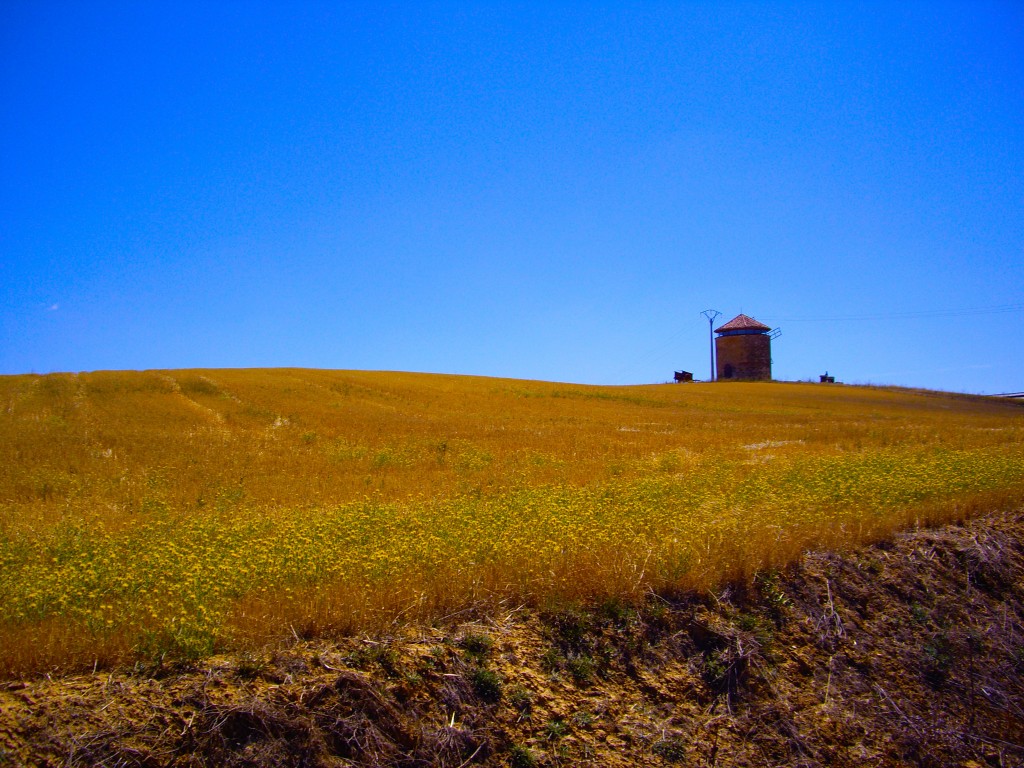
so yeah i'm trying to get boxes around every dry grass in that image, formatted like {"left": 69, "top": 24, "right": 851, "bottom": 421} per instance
{"left": 1, "top": 368, "right": 1023, "bottom": 676}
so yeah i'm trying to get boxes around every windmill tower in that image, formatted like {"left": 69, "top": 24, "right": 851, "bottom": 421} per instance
{"left": 714, "top": 314, "right": 774, "bottom": 380}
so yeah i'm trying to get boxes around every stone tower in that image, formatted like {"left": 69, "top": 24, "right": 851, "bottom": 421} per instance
{"left": 714, "top": 314, "right": 772, "bottom": 381}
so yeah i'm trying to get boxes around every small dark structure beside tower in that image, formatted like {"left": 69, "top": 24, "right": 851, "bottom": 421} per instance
{"left": 715, "top": 314, "right": 773, "bottom": 381}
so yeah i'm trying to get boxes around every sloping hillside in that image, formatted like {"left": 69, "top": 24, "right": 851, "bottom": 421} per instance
{"left": 2, "top": 508, "right": 1022, "bottom": 767}
{"left": 2, "top": 370, "right": 1023, "bottom": 678}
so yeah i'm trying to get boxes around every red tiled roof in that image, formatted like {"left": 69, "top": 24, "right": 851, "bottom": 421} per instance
{"left": 714, "top": 314, "right": 772, "bottom": 333}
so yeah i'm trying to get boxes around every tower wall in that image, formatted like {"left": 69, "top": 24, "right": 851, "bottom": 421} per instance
{"left": 716, "top": 333, "right": 771, "bottom": 380}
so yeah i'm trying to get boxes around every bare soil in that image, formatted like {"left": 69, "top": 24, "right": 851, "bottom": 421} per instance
{"left": 2, "top": 507, "right": 1023, "bottom": 767}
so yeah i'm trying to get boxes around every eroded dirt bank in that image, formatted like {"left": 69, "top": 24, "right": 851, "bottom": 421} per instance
{"left": 2, "top": 508, "right": 1023, "bottom": 767}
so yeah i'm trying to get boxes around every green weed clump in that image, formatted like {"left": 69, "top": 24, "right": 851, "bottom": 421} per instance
{"left": 469, "top": 667, "right": 503, "bottom": 704}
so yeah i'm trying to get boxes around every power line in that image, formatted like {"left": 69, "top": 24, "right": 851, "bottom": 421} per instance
{"left": 607, "top": 326, "right": 690, "bottom": 382}
{"left": 612, "top": 302, "right": 1023, "bottom": 384}
{"left": 763, "top": 303, "right": 1024, "bottom": 324}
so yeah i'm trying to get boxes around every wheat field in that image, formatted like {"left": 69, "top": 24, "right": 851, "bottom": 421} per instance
{"left": 2, "top": 368, "right": 1022, "bottom": 675}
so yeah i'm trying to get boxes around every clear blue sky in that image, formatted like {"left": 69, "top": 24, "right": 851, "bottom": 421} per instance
{"left": 2, "top": 2, "right": 1022, "bottom": 393}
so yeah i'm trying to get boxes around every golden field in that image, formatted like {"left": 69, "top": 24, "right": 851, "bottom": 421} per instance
{"left": 1, "top": 368, "right": 1023, "bottom": 676}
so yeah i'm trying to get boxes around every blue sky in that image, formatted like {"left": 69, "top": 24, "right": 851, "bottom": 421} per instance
{"left": 2, "top": 2, "right": 1022, "bottom": 393}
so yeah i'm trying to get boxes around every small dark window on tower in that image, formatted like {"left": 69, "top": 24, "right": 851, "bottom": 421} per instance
{"left": 724, "top": 364, "right": 734, "bottom": 379}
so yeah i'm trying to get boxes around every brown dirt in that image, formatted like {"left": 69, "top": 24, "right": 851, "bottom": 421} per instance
{"left": 2, "top": 507, "right": 1023, "bottom": 767}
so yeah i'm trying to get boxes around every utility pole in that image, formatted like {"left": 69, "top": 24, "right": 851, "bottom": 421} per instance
{"left": 701, "top": 309, "right": 722, "bottom": 382}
